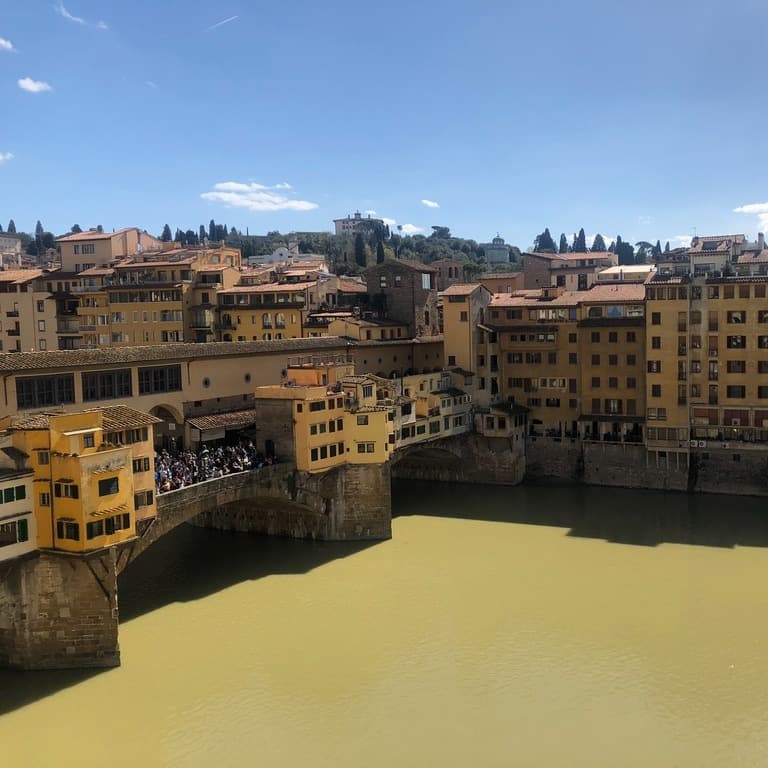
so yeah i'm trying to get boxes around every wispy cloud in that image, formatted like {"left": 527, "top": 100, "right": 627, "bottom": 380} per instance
{"left": 381, "top": 217, "right": 396, "bottom": 227}
{"left": 668, "top": 235, "right": 692, "bottom": 248}
{"left": 734, "top": 201, "right": 768, "bottom": 231}
{"left": 207, "top": 15, "right": 239, "bottom": 31}
{"left": 365, "top": 209, "right": 377, "bottom": 216}
{"left": 146, "top": 80, "right": 158, "bottom": 89}
{"left": 0, "top": 37, "right": 15, "bottom": 52}
{"left": 637, "top": 215, "right": 653, "bottom": 226}
{"left": 18, "top": 77, "right": 52, "bottom": 93}
{"left": 54, "top": 1, "right": 108, "bottom": 29}
{"left": 399, "top": 224, "right": 423, "bottom": 235}
{"left": 421, "top": 199, "right": 440, "bottom": 209}
{"left": 0, "top": 152, "right": 14, "bottom": 164}
{"left": 201, "top": 181, "right": 318, "bottom": 212}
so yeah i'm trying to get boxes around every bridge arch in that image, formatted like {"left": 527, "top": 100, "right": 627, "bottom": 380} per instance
{"left": 149, "top": 404, "right": 184, "bottom": 450}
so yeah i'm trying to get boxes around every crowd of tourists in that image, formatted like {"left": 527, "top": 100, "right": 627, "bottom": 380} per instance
{"left": 155, "top": 441, "right": 276, "bottom": 493}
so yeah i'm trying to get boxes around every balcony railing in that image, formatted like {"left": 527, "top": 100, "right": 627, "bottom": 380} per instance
{"left": 56, "top": 321, "right": 81, "bottom": 333}
{"left": 5, "top": 311, "right": 18, "bottom": 318}
{"left": 7, "top": 329, "right": 19, "bottom": 336}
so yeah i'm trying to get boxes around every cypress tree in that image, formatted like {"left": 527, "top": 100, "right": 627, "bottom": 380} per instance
{"left": 558, "top": 233, "right": 568, "bottom": 253}
{"left": 35, "top": 220, "right": 43, "bottom": 236}
{"left": 354, "top": 233, "right": 367, "bottom": 267}
{"left": 209, "top": 219, "right": 216, "bottom": 241}
{"left": 653, "top": 239, "right": 662, "bottom": 257}
{"left": 534, "top": 228, "right": 557, "bottom": 253}
{"left": 199, "top": 225, "right": 207, "bottom": 242}
{"left": 573, "top": 228, "right": 587, "bottom": 253}
{"left": 376, "top": 241, "right": 385, "bottom": 264}
{"left": 591, "top": 233, "right": 606, "bottom": 252}
{"left": 161, "top": 224, "right": 173, "bottom": 242}
{"left": 7, "top": 219, "right": 16, "bottom": 233}
{"left": 664, "top": 241, "right": 670, "bottom": 253}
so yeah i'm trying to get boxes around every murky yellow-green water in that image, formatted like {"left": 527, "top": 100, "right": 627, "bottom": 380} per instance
{"left": 2, "top": 482, "right": 768, "bottom": 767}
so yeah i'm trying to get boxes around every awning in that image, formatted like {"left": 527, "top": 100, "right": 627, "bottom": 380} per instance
{"left": 90, "top": 503, "right": 128, "bottom": 519}
{"left": 186, "top": 409, "right": 258, "bottom": 432}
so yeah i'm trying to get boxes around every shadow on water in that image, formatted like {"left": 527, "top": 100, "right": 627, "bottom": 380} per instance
{"left": 0, "top": 525, "right": 377, "bottom": 716}
{"left": 393, "top": 479, "right": 768, "bottom": 549}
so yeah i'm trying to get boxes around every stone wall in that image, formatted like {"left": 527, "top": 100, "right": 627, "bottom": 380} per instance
{"left": 691, "top": 448, "right": 768, "bottom": 496}
{"left": 0, "top": 550, "right": 119, "bottom": 670}
{"left": 194, "top": 462, "right": 392, "bottom": 541}
{"left": 392, "top": 433, "right": 525, "bottom": 485}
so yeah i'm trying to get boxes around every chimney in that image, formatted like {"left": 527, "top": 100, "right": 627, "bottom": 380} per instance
{"left": 759, "top": 232, "right": 765, "bottom": 250}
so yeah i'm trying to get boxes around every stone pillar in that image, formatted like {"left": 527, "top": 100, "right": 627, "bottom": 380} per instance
{"left": 0, "top": 549, "right": 120, "bottom": 670}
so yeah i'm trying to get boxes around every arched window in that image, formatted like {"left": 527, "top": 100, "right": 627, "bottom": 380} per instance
{"left": 262, "top": 313, "right": 272, "bottom": 329}
{"left": 275, "top": 313, "right": 286, "bottom": 329}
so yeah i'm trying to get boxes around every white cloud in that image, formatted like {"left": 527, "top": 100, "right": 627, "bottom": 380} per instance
{"left": 421, "top": 199, "right": 440, "bottom": 209}
{"left": 364, "top": 209, "right": 377, "bottom": 216}
{"left": 0, "top": 152, "right": 14, "bottom": 164}
{"left": 399, "top": 224, "right": 423, "bottom": 235}
{"left": 54, "top": 2, "right": 108, "bottom": 29}
{"left": 637, "top": 215, "right": 653, "bottom": 226}
{"left": 207, "top": 15, "right": 238, "bottom": 31}
{"left": 201, "top": 181, "right": 318, "bottom": 212}
{"left": 0, "top": 37, "right": 15, "bottom": 52}
{"left": 733, "top": 201, "right": 768, "bottom": 233}
{"left": 667, "top": 235, "right": 692, "bottom": 248}
{"left": 18, "top": 77, "right": 52, "bottom": 93}
{"left": 146, "top": 80, "right": 158, "bottom": 89}
{"left": 381, "top": 217, "right": 396, "bottom": 227}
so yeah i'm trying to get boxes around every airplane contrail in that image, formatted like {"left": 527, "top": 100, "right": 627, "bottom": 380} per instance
{"left": 207, "top": 15, "right": 239, "bottom": 31}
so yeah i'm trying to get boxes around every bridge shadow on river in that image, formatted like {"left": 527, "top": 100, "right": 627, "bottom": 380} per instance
{"left": 0, "top": 527, "right": 376, "bottom": 716}
{"left": 393, "top": 479, "right": 768, "bottom": 549}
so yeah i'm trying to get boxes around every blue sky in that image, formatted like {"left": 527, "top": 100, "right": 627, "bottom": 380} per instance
{"left": 2, "top": 0, "right": 768, "bottom": 249}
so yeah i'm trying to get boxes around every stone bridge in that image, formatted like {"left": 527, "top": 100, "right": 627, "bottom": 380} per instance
{"left": 392, "top": 432, "right": 525, "bottom": 486}
{"left": 0, "top": 461, "right": 390, "bottom": 670}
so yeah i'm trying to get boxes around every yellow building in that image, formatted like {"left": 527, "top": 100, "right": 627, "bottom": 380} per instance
{"left": 0, "top": 441, "right": 35, "bottom": 563}
{"left": 645, "top": 273, "right": 768, "bottom": 458}
{"left": 6, "top": 406, "right": 160, "bottom": 553}
{"left": 576, "top": 283, "right": 646, "bottom": 442}
{"left": 253, "top": 356, "right": 393, "bottom": 472}
{"left": 217, "top": 283, "right": 308, "bottom": 341}
{"left": 56, "top": 227, "right": 164, "bottom": 273}
{"left": 75, "top": 246, "right": 242, "bottom": 348}
{"left": 327, "top": 316, "right": 409, "bottom": 342}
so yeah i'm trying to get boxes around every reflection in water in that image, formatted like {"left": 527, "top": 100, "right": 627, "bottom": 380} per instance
{"left": 1, "top": 481, "right": 768, "bottom": 767}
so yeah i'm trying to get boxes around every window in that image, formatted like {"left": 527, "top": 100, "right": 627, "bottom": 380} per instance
{"left": 133, "top": 457, "right": 151, "bottom": 473}
{"left": 309, "top": 401, "right": 326, "bottom": 412}
{"left": 98, "top": 477, "right": 119, "bottom": 496}
{"left": 608, "top": 355, "right": 618, "bottom": 366}
{"left": 54, "top": 483, "right": 79, "bottom": 499}
{"left": 569, "top": 333, "right": 577, "bottom": 343}
{"left": 758, "top": 386, "right": 768, "bottom": 399}
{"left": 726, "top": 336, "right": 746, "bottom": 349}
{"left": 609, "top": 332, "right": 618, "bottom": 343}
{"left": 591, "top": 354, "right": 600, "bottom": 365}
{"left": 726, "top": 385, "right": 746, "bottom": 398}
{"left": 651, "top": 337, "right": 661, "bottom": 349}
{"left": 651, "top": 312, "right": 661, "bottom": 325}
{"left": 357, "top": 415, "right": 369, "bottom": 425}
{"left": 56, "top": 520, "right": 80, "bottom": 541}
{"left": 16, "top": 374, "right": 75, "bottom": 409}
{"left": 134, "top": 490, "right": 154, "bottom": 509}
{"left": 569, "top": 353, "right": 577, "bottom": 364}
{"left": 81, "top": 369, "right": 133, "bottom": 403}
{"left": 627, "top": 331, "right": 636, "bottom": 343}
{"left": 37, "top": 320, "right": 46, "bottom": 332}
{"left": 137, "top": 365, "right": 181, "bottom": 395}
{"left": 727, "top": 311, "right": 746, "bottom": 324}
{"left": 591, "top": 332, "right": 600, "bottom": 343}
{"left": 651, "top": 384, "right": 661, "bottom": 398}
{"left": 38, "top": 451, "right": 49, "bottom": 466}
{"left": 648, "top": 361, "right": 662, "bottom": 373}
{"left": 362, "top": 384, "right": 373, "bottom": 398}
{"left": 36, "top": 300, "right": 45, "bottom": 313}
{"left": 83, "top": 433, "right": 95, "bottom": 449}
{"left": 627, "top": 354, "right": 636, "bottom": 366}
{"left": 609, "top": 377, "right": 618, "bottom": 389}
{"left": 460, "top": 311, "right": 468, "bottom": 322}
{"left": 627, "top": 377, "right": 637, "bottom": 389}
{"left": 40, "top": 492, "right": 50, "bottom": 507}
{"left": 105, "top": 513, "right": 131, "bottom": 535}
{"left": 591, "top": 377, "right": 600, "bottom": 388}
{"left": 727, "top": 360, "right": 746, "bottom": 374}
{"left": 87, "top": 520, "right": 104, "bottom": 540}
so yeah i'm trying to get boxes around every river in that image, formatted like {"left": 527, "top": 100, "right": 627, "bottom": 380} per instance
{"left": 2, "top": 481, "right": 768, "bottom": 767}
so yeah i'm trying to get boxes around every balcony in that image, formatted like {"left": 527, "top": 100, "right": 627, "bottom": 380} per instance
{"left": 5, "top": 311, "right": 18, "bottom": 318}
{"left": 79, "top": 324, "right": 97, "bottom": 332}
{"left": 56, "top": 320, "right": 81, "bottom": 334}
{"left": 189, "top": 319, "right": 213, "bottom": 330}
{"left": 215, "top": 321, "right": 235, "bottom": 331}
{"left": 6, "top": 329, "right": 19, "bottom": 336}
{"left": 678, "top": 346, "right": 687, "bottom": 356}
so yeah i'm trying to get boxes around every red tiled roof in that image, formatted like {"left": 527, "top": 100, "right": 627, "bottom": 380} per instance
{"left": 440, "top": 283, "right": 483, "bottom": 296}
{"left": 56, "top": 227, "right": 142, "bottom": 243}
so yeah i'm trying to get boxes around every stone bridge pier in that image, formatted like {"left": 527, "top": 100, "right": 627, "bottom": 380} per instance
{"left": 0, "top": 462, "right": 391, "bottom": 670}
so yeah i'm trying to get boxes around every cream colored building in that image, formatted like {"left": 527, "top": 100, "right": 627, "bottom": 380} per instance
{"left": 56, "top": 227, "right": 164, "bottom": 273}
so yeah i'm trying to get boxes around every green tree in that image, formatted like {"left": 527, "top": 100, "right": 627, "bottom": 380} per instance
{"left": 354, "top": 233, "right": 367, "bottom": 267}
{"left": 664, "top": 241, "right": 670, "bottom": 253}
{"left": 558, "top": 233, "right": 568, "bottom": 253}
{"left": 96, "top": 225, "right": 103, "bottom": 233}
{"left": 635, "top": 241, "right": 654, "bottom": 262}
{"left": 7, "top": 219, "right": 16, "bottom": 233}
{"left": 161, "top": 224, "right": 173, "bottom": 242}
{"left": 430, "top": 226, "right": 451, "bottom": 239}
{"left": 71, "top": 224, "right": 82, "bottom": 234}
{"left": 591, "top": 233, "right": 606, "bottom": 252}
{"left": 653, "top": 240, "right": 662, "bottom": 257}
{"left": 533, "top": 228, "right": 557, "bottom": 253}
{"left": 376, "top": 241, "right": 385, "bottom": 264}
{"left": 35, "top": 220, "right": 43, "bottom": 236}
{"left": 573, "top": 228, "right": 587, "bottom": 253}
{"left": 209, "top": 219, "right": 216, "bottom": 241}
{"left": 174, "top": 228, "right": 184, "bottom": 244}
{"left": 615, "top": 236, "right": 635, "bottom": 265}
